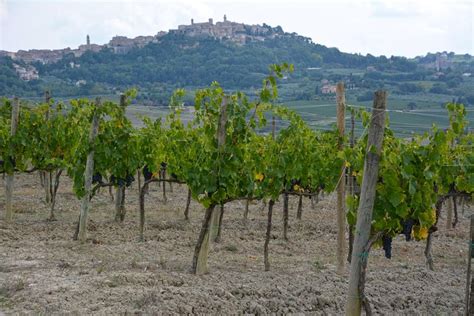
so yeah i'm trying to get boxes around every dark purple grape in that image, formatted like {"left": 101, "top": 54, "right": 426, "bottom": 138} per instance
{"left": 382, "top": 235, "right": 392, "bottom": 259}
{"left": 92, "top": 172, "right": 103, "bottom": 184}
{"left": 143, "top": 165, "right": 153, "bottom": 181}
{"left": 125, "top": 174, "right": 134, "bottom": 187}
{"left": 402, "top": 219, "right": 415, "bottom": 241}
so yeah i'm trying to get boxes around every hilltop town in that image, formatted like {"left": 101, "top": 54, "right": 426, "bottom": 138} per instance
{"left": 0, "top": 15, "right": 287, "bottom": 67}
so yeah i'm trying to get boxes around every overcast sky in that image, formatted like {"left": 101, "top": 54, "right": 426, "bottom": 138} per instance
{"left": 0, "top": 0, "right": 472, "bottom": 57}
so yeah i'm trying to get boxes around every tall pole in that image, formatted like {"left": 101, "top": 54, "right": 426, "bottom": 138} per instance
{"left": 345, "top": 91, "right": 387, "bottom": 315}
{"left": 192, "top": 96, "right": 228, "bottom": 275}
{"left": 336, "top": 82, "right": 346, "bottom": 274}
{"left": 465, "top": 215, "right": 474, "bottom": 315}
{"left": 78, "top": 98, "right": 102, "bottom": 243}
{"left": 5, "top": 97, "right": 20, "bottom": 222}
{"left": 44, "top": 91, "right": 52, "bottom": 207}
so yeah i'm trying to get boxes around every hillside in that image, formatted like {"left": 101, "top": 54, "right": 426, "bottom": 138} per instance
{"left": 0, "top": 19, "right": 473, "bottom": 107}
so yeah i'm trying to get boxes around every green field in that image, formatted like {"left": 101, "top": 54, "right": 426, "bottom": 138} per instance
{"left": 21, "top": 90, "right": 473, "bottom": 138}
{"left": 123, "top": 96, "right": 473, "bottom": 139}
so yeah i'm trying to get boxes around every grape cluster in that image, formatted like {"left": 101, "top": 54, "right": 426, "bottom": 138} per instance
{"left": 110, "top": 174, "right": 134, "bottom": 187}
{"left": 382, "top": 235, "right": 392, "bottom": 259}
{"left": 92, "top": 172, "right": 103, "bottom": 184}
{"left": 142, "top": 165, "right": 153, "bottom": 181}
{"left": 402, "top": 219, "right": 415, "bottom": 241}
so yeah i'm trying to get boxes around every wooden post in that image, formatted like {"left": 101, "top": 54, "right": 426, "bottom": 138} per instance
{"left": 49, "top": 169, "right": 62, "bottom": 221}
{"left": 243, "top": 198, "right": 250, "bottom": 222}
{"left": 336, "top": 82, "right": 346, "bottom": 274}
{"left": 78, "top": 98, "right": 102, "bottom": 243}
{"left": 446, "top": 197, "right": 453, "bottom": 230}
{"left": 114, "top": 185, "right": 124, "bottom": 222}
{"left": 208, "top": 96, "right": 228, "bottom": 242}
{"left": 139, "top": 182, "right": 149, "bottom": 242}
{"left": 5, "top": 97, "right": 20, "bottom": 222}
{"left": 214, "top": 204, "right": 225, "bottom": 242}
{"left": 283, "top": 193, "right": 289, "bottom": 240}
{"left": 345, "top": 91, "right": 387, "bottom": 316}
{"left": 348, "top": 109, "right": 356, "bottom": 263}
{"left": 296, "top": 194, "right": 303, "bottom": 220}
{"left": 425, "top": 196, "right": 446, "bottom": 270}
{"left": 184, "top": 188, "right": 192, "bottom": 220}
{"left": 137, "top": 169, "right": 141, "bottom": 193}
{"left": 264, "top": 200, "right": 275, "bottom": 271}
{"left": 192, "top": 205, "right": 215, "bottom": 274}
{"left": 162, "top": 168, "right": 167, "bottom": 203}
{"left": 465, "top": 215, "right": 474, "bottom": 315}
{"left": 192, "top": 96, "right": 228, "bottom": 275}
{"left": 44, "top": 91, "right": 52, "bottom": 206}
{"left": 446, "top": 138, "right": 455, "bottom": 230}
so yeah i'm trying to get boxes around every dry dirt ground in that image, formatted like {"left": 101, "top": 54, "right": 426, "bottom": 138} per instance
{"left": 0, "top": 173, "right": 472, "bottom": 315}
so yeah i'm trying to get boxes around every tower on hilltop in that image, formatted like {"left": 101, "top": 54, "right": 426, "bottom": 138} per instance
{"left": 86, "top": 35, "right": 90, "bottom": 47}
{"left": 224, "top": 14, "right": 227, "bottom": 22}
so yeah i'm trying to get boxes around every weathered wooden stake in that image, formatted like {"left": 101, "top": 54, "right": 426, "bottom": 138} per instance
{"left": 446, "top": 197, "right": 453, "bottom": 230}
{"left": 5, "top": 97, "right": 20, "bottom": 222}
{"left": 345, "top": 91, "right": 386, "bottom": 316}
{"left": 77, "top": 98, "right": 101, "bottom": 243}
{"left": 464, "top": 215, "right": 474, "bottom": 315}
{"left": 453, "top": 196, "right": 458, "bottom": 228}
{"left": 192, "top": 96, "right": 228, "bottom": 275}
{"left": 348, "top": 109, "right": 356, "bottom": 263}
{"left": 184, "top": 188, "right": 191, "bottom": 220}
{"left": 137, "top": 169, "right": 141, "bottom": 193}
{"left": 162, "top": 168, "right": 167, "bottom": 203}
{"left": 283, "top": 193, "right": 289, "bottom": 240}
{"left": 214, "top": 204, "right": 225, "bottom": 242}
{"left": 114, "top": 185, "right": 125, "bottom": 222}
{"left": 49, "top": 169, "right": 62, "bottom": 221}
{"left": 139, "top": 182, "right": 149, "bottom": 242}
{"left": 425, "top": 195, "right": 446, "bottom": 270}
{"left": 108, "top": 185, "right": 114, "bottom": 202}
{"left": 44, "top": 91, "right": 52, "bottom": 206}
{"left": 296, "top": 194, "right": 303, "bottom": 220}
{"left": 191, "top": 205, "right": 215, "bottom": 274}
{"left": 264, "top": 200, "right": 275, "bottom": 271}
{"left": 336, "top": 82, "right": 346, "bottom": 274}
{"left": 243, "top": 198, "right": 250, "bottom": 222}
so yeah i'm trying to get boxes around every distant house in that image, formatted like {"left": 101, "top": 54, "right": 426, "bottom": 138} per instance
{"left": 321, "top": 84, "right": 337, "bottom": 94}
{"left": 75, "top": 80, "right": 87, "bottom": 87}
{"left": 13, "top": 64, "right": 39, "bottom": 81}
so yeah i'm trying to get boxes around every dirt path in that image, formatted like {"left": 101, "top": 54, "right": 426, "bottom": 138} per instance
{"left": 0, "top": 173, "right": 471, "bottom": 314}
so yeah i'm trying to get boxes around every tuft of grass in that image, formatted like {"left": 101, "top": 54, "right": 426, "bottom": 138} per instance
{"left": 224, "top": 244, "right": 238, "bottom": 253}
{"left": 130, "top": 259, "right": 139, "bottom": 269}
{"left": 158, "top": 256, "right": 167, "bottom": 269}
{"left": 311, "top": 260, "right": 325, "bottom": 271}
{"left": 0, "top": 278, "right": 26, "bottom": 299}
{"left": 96, "top": 264, "right": 105, "bottom": 274}
{"left": 135, "top": 291, "right": 160, "bottom": 309}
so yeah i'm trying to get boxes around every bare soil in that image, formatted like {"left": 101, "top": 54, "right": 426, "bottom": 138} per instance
{"left": 0, "top": 173, "right": 472, "bottom": 315}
